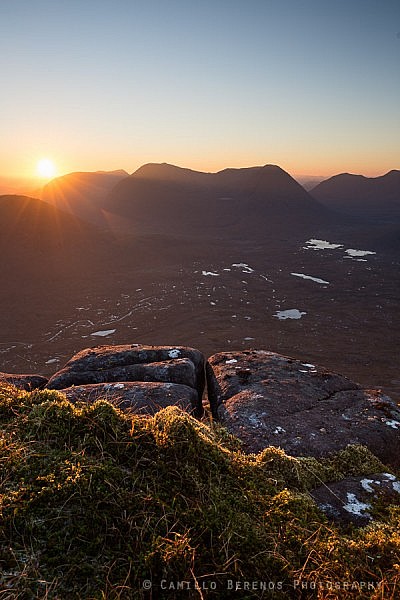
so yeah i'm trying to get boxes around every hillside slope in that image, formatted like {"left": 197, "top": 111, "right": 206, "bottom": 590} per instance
{"left": 41, "top": 170, "right": 128, "bottom": 225}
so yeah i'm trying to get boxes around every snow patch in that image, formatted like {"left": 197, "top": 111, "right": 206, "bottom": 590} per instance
{"left": 345, "top": 249, "right": 376, "bottom": 258}
{"left": 274, "top": 309, "right": 306, "bottom": 320}
{"left": 291, "top": 272, "right": 330, "bottom": 285}
{"left": 202, "top": 271, "right": 219, "bottom": 276}
{"left": 304, "top": 239, "right": 343, "bottom": 250}
{"left": 90, "top": 329, "right": 116, "bottom": 337}
{"left": 168, "top": 349, "right": 181, "bottom": 359}
{"left": 383, "top": 419, "right": 400, "bottom": 429}
{"left": 225, "top": 359, "right": 238, "bottom": 364}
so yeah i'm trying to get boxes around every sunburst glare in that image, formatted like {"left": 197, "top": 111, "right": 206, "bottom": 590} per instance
{"left": 36, "top": 158, "right": 57, "bottom": 179}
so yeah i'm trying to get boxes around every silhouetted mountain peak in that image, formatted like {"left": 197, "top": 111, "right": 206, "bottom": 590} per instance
{"left": 131, "top": 162, "right": 306, "bottom": 195}
{"left": 132, "top": 163, "right": 210, "bottom": 186}
{"left": 311, "top": 169, "right": 400, "bottom": 221}
{"left": 105, "top": 162, "right": 329, "bottom": 239}
{"left": 384, "top": 169, "right": 400, "bottom": 179}
{"left": 94, "top": 169, "right": 129, "bottom": 176}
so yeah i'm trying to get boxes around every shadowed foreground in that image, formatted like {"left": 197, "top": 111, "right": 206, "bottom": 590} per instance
{"left": 1, "top": 384, "right": 399, "bottom": 599}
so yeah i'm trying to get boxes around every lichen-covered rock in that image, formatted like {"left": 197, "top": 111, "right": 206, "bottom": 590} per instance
{"left": 0, "top": 372, "right": 48, "bottom": 390}
{"left": 47, "top": 358, "right": 197, "bottom": 391}
{"left": 310, "top": 472, "right": 400, "bottom": 525}
{"left": 60, "top": 381, "right": 198, "bottom": 415}
{"left": 47, "top": 344, "right": 205, "bottom": 413}
{"left": 206, "top": 350, "right": 400, "bottom": 467}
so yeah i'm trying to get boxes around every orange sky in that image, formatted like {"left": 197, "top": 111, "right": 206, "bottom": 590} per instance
{"left": 1, "top": 1, "right": 399, "bottom": 183}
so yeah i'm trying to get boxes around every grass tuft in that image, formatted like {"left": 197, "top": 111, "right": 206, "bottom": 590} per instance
{"left": 0, "top": 383, "right": 399, "bottom": 598}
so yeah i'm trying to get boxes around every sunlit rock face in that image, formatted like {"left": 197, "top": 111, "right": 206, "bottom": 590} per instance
{"left": 61, "top": 381, "right": 199, "bottom": 416}
{"left": 206, "top": 350, "right": 400, "bottom": 467}
{"left": 46, "top": 344, "right": 205, "bottom": 416}
{"left": 0, "top": 372, "right": 48, "bottom": 390}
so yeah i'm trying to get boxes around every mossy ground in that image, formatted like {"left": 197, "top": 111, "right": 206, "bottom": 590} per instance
{"left": 0, "top": 382, "right": 399, "bottom": 599}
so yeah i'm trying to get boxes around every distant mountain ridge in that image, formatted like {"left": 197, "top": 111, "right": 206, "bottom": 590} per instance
{"left": 104, "top": 162, "right": 330, "bottom": 238}
{"left": 36, "top": 162, "right": 400, "bottom": 239}
{"left": 310, "top": 170, "right": 400, "bottom": 221}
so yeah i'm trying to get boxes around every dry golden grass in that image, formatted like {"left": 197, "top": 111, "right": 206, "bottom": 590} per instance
{"left": 0, "top": 383, "right": 399, "bottom": 599}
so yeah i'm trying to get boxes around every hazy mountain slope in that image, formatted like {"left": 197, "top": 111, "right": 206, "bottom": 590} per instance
{"left": 0, "top": 194, "right": 104, "bottom": 251}
{"left": 295, "top": 175, "right": 326, "bottom": 191}
{"left": 105, "top": 163, "right": 332, "bottom": 239}
{"left": 310, "top": 170, "right": 400, "bottom": 221}
{"left": 41, "top": 170, "right": 129, "bottom": 225}
{"left": 0, "top": 194, "right": 119, "bottom": 296}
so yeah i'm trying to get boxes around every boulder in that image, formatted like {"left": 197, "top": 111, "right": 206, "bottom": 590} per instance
{"left": 46, "top": 358, "right": 197, "bottom": 391}
{"left": 206, "top": 350, "right": 400, "bottom": 467}
{"left": 310, "top": 473, "right": 400, "bottom": 525}
{"left": 61, "top": 381, "right": 198, "bottom": 415}
{"left": 0, "top": 372, "right": 48, "bottom": 391}
{"left": 47, "top": 344, "right": 205, "bottom": 414}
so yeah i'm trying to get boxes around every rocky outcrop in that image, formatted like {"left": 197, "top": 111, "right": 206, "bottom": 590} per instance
{"left": 61, "top": 381, "right": 198, "bottom": 415}
{"left": 206, "top": 350, "right": 400, "bottom": 468}
{"left": 3, "top": 344, "right": 400, "bottom": 525}
{"left": 0, "top": 372, "right": 48, "bottom": 390}
{"left": 2, "top": 345, "right": 400, "bottom": 470}
{"left": 47, "top": 358, "right": 197, "bottom": 391}
{"left": 47, "top": 344, "right": 205, "bottom": 416}
{"left": 311, "top": 473, "right": 400, "bottom": 525}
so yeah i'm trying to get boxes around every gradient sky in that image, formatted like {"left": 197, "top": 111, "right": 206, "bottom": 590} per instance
{"left": 1, "top": 0, "right": 399, "bottom": 179}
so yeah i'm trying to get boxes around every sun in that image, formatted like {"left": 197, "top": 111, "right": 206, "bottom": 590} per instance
{"left": 36, "top": 158, "right": 57, "bottom": 179}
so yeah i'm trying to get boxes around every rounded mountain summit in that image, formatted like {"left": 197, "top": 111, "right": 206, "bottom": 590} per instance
{"left": 103, "top": 163, "right": 329, "bottom": 239}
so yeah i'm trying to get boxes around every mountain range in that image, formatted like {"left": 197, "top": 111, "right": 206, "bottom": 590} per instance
{"left": 38, "top": 163, "right": 400, "bottom": 233}
{"left": 102, "top": 163, "right": 330, "bottom": 239}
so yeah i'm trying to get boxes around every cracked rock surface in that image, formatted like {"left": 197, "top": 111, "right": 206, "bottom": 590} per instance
{"left": 46, "top": 344, "right": 205, "bottom": 416}
{"left": 47, "top": 358, "right": 197, "bottom": 391}
{"left": 61, "top": 381, "right": 198, "bottom": 415}
{"left": 206, "top": 350, "right": 400, "bottom": 466}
